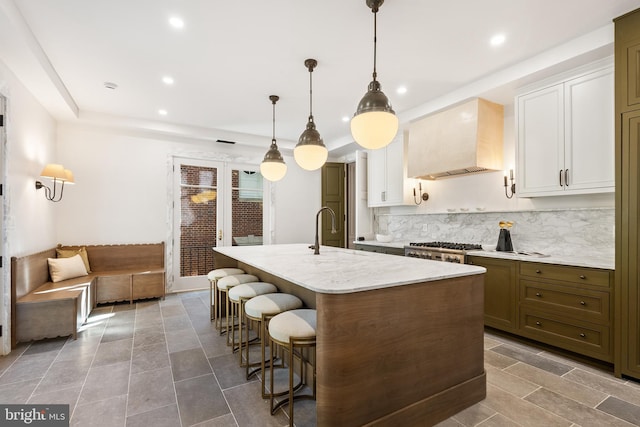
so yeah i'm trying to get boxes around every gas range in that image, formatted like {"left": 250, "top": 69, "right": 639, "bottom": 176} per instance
{"left": 404, "top": 241, "right": 483, "bottom": 264}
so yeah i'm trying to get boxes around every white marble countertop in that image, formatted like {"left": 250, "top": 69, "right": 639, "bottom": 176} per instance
{"left": 353, "top": 240, "right": 614, "bottom": 270}
{"left": 214, "top": 243, "right": 485, "bottom": 294}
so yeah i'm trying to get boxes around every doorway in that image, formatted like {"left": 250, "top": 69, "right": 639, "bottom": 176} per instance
{"left": 172, "top": 158, "right": 265, "bottom": 292}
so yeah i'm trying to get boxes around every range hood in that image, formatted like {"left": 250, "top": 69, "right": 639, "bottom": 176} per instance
{"left": 407, "top": 98, "right": 504, "bottom": 179}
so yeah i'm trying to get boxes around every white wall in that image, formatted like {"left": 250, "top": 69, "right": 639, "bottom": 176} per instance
{"left": 0, "top": 57, "right": 58, "bottom": 354}
{"left": 55, "top": 123, "right": 322, "bottom": 287}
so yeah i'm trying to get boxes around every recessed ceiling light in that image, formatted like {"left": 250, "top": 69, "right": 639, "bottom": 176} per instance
{"left": 490, "top": 33, "right": 506, "bottom": 47}
{"left": 162, "top": 76, "right": 174, "bottom": 85}
{"left": 397, "top": 86, "right": 407, "bottom": 95}
{"left": 158, "top": 109, "right": 168, "bottom": 116}
{"left": 103, "top": 81, "right": 118, "bottom": 90}
{"left": 169, "top": 16, "right": 184, "bottom": 29}
{"left": 342, "top": 116, "right": 350, "bottom": 123}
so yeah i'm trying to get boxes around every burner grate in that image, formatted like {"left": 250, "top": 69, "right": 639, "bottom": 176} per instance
{"left": 409, "top": 241, "right": 482, "bottom": 251}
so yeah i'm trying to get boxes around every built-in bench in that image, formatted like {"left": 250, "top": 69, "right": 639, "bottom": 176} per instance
{"left": 10, "top": 242, "right": 165, "bottom": 347}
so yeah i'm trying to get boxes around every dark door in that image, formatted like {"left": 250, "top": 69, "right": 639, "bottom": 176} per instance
{"left": 321, "top": 163, "right": 345, "bottom": 248}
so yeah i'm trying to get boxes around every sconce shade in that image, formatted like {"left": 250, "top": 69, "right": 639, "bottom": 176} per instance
{"left": 295, "top": 119, "right": 328, "bottom": 171}
{"left": 40, "top": 163, "right": 67, "bottom": 180}
{"left": 63, "top": 169, "right": 75, "bottom": 184}
{"left": 36, "top": 163, "right": 74, "bottom": 202}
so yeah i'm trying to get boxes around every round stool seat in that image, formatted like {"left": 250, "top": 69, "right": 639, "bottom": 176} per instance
{"left": 229, "top": 282, "right": 278, "bottom": 302}
{"left": 269, "top": 309, "right": 317, "bottom": 343}
{"left": 245, "top": 293, "right": 303, "bottom": 319}
{"left": 217, "top": 274, "right": 259, "bottom": 290}
{"left": 207, "top": 268, "right": 245, "bottom": 281}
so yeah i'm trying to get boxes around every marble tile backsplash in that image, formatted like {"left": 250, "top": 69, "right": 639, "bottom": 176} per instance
{"left": 377, "top": 208, "right": 614, "bottom": 259}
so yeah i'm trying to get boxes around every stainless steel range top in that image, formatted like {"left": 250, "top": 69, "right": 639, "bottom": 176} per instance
{"left": 405, "top": 241, "right": 482, "bottom": 263}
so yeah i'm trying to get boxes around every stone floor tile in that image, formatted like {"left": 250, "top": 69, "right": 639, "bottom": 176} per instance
{"left": 0, "top": 378, "right": 40, "bottom": 403}
{"left": 191, "top": 413, "right": 238, "bottom": 427}
{"left": 163, "top": 314, "right": 192, "bottom": 331}
{"left": 71, "top": 394, "right": 127, "bottom": 427}
{"left": 450, "top": 401, "right": 497, "bottom": 426}
{"left": 486, "top": 365, "right": 539, "bottom": 398}
{"left": 133, "top": 325, "right": 166, "bottom": 348}
{"left": 78, "top": 360, "right": 130, "bottom": 405}
{"left": 483, "top": 383, "right": 571, "bottom": 427}
{"left": 161, "top": 304, "right": 187, "bottom": 317}
{"left": 165, "top": 328, "right": 200, "bottom": 353}
{"left": 564, "top": 368, "right": 640, "bottom": 406}
{"left": 209, "top": 353, "right": 258, "bottom": 390}
{"left": 56, "top": 335, "right": 101, "bottom": 362}
{"left": 170, "top": 347, "right": 212, "bottom": 381}
{"left": 125, "top": 403, "right": 181, "bottom": 427}
{"left": 224, "top": 380, "right": 290, "bottom": 427}
{"left": 527, "top": 388, "right": 636, "bottom": 426}
{"left": 101, "top": 322, "right": 135, "bottom": 343}
{"left": 490, "top": 344, "right": 573, "bottom": 376}
{"left": 198, "top": 332, "right": 230, "bottom": 359}
{"left": 127, "top": 366, "right": 176, "bottom": 417}
{"left": 28, "top": 384, "right": 82, "bottom": 408}
{"left": 597, "top": 396, "right": 640, "bottom": 425}
{"left": 484, "top": 349, "right": 519, "bottom": 370}
{"left": 476, "top": 413, "right": 522, "bottom": 426}
{"left": 505, "top": 362, "right": 607, "bottom": 407}
{"left": 175, "top": 373, "right": 230, "bottom": 426}
{"left": 22, "top": 336, "right": 68, "bottom": 355}
{"left": 131, "top": 342, "right": 170, "bottom": 374}
{"left": 92, "top": 338, "right": 133, "bottom": 367}
{"left": 34, "top": 356, "right": 93, "bottom": 395}
{"left": 0, "top": 353, "right": 56, "bottom": 385}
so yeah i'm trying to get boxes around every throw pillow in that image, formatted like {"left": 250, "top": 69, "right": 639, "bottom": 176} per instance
{"left": 56, "top": 246, "right": 91, "bottom": 272}
{"left": 48, "top": 254, "right": 88, "bottom": 283}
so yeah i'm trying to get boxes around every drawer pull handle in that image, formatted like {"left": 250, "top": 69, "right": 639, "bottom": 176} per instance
{"left": 535, "top": 269, "right": 541, "bottom": 274}
{"left": 579, "top": 275, "right": 586, "bottom": 279}
{"left": 535, "top": 321, "right": 542, "bottom": 326}
{"left": 579, "top": 333, "right": 586, "bottom": 338}
{"left": 536, "top": 292, "right": 542, "bottom": 297}
{"left": 580, "top": 301, "right": 586, "bottom": 306}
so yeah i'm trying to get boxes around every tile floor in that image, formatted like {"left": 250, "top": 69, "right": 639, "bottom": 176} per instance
{"left": 0, "top": 290, "right": 639, "bottom": 426}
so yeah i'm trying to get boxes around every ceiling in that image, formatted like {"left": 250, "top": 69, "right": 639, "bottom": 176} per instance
{"left": 1, "top": 0, "right": 638, "bottom": 154}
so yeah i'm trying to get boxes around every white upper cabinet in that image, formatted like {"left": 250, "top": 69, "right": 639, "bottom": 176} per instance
{"left": 516, "top": 59, "right": 614, "bottom": 197}
{"left": 367, "top": 132, "right": 412, "bottom": 207}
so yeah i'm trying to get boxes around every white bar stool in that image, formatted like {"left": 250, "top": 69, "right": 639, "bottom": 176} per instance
{"left": 207, "top": 268, "right": 244, "bottom": 322}
{"left": 228, "top": 282, "right": 277, "bottom": 354}
{"left": 244, "top": 293, "right": 303, "bottom": 398}
{"left": 268, "top": 309, "right": 316, "bottom": 426}
{"left": 216, "top": 273, "right": 259, "bottom": 337}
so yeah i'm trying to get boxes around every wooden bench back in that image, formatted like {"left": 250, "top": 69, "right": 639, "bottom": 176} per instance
{"left": 11, "top": 248, "right": 57, "bottom": 300}
{"left": 61, "top": 242, "right": 165, "bottom": 272}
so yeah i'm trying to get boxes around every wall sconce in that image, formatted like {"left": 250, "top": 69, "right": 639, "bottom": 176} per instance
{"left": 413, "top": 181, "right": 429, "bottom": 205}
{"left": 504, "top": 169, "right": 515, "bottom": 199}
{"left": 35, "top": 163, "right": 74, "bottom": 202}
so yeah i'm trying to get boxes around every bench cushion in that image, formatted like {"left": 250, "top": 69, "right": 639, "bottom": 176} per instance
{"left": 47, "top": 254, "right": 88, "bottom": 282}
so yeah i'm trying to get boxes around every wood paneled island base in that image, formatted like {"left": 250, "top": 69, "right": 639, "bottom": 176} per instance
{"left": 213, "top": 244, "right": 486, "bottom": 426}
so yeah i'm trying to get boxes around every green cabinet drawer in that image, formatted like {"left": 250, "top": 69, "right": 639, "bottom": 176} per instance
{"left": 520, "top": 262, "right": 611, "bottom": 288}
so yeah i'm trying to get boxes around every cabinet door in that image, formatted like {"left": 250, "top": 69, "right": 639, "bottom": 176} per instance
{"left": 383, "top": 136, "right": 407, "bottom": 205}
{"left": 564, "top": 68, "right": 615, "bottom": 193}
{"left": 468, "top": 256, "right": 518, "bottom": 332}
{"left": 367, "top": 147, "right": 386, "bottom": 207}
{"left": 517, "top": 85, "right": 565, "bottom": 196}
{"left": 621, "top": 110, "right": 640, "bottom": 377}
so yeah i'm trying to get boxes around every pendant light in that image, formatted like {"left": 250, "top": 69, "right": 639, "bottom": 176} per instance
{"left": 351, "top": 0, "right": 398, "bottom": 150}
{"left": 294, "top": 58, "right": 328, "bottom": 171}
{"left": 260, "top": 95, "right": 287, "bottom": 182}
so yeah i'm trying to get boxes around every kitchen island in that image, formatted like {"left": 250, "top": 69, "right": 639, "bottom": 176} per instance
{"left": 214, "top": 243, "right": 486, "bottom": 426}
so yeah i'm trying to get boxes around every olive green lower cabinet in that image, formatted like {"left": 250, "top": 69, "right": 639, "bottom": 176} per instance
{"left": 468, "top": 256, "right": 518, "bottom": 333}
{"left": 470, "top": 256, "right": 614, "bottom": 363}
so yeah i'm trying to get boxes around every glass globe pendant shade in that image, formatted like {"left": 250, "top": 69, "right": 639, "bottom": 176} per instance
{"left": 260, "top": 140, "right": 287, "bottom": 182}
{"left": 294, "top": 118, "right": 328, "bottom": 171}
{"left": 351, "top": 80, "right": 398, "bottom": 149}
